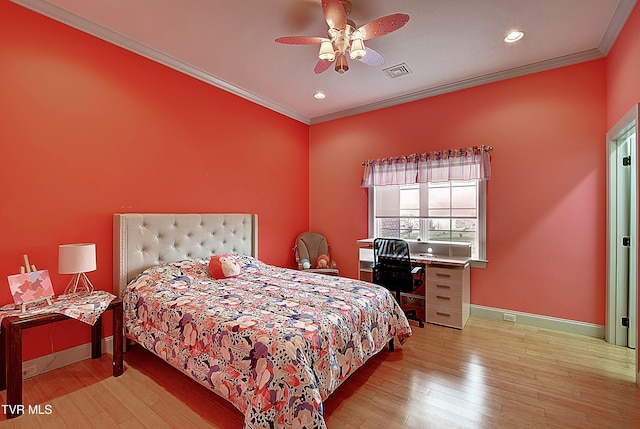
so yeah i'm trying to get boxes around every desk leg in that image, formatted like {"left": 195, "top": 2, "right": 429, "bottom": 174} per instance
{"left": 112, "top": 301, "right": 123, "bottom": 377}
{"left": 6, "top": 322, "right": 23, "bottom": 418}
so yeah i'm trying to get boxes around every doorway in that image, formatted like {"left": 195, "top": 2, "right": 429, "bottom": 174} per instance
{"left": 606, "top": 105, "right": 638, "bottom": 355}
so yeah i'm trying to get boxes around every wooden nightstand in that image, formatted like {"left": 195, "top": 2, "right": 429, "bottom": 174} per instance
{"left": 0, "top": 298, "right": 124, "bottom": 419}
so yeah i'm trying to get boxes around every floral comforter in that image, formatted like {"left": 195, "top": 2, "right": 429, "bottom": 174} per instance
{"left": 124, "top": 255, "right": 411, "bottom": 429}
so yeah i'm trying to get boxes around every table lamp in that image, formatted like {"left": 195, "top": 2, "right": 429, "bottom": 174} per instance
{"left": 59, "top": 243, "right": 96, "bottom": 295}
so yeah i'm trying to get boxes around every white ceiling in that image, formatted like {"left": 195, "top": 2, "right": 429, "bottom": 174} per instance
{"left": 13, "top": 0, "right": 637, "bottom": 124}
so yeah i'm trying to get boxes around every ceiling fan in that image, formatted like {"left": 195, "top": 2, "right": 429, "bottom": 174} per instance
{"left": 275, "top": 0, "right": 410, "bottom": 74}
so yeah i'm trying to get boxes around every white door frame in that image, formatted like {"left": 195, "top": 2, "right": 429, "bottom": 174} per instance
{"left": 606, "top": 103, "right": 639, "bottom": 387}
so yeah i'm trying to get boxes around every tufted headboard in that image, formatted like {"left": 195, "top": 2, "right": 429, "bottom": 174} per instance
{"left": 113, "top": 213, "right": 258, "bottom": 297}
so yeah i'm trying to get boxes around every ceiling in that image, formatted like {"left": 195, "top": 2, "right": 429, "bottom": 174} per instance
{"left": 13, "top": 0, "right": 637, "bottom": 124}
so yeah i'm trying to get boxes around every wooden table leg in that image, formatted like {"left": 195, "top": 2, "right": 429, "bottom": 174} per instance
{"left": 91, "top": 315, "right": 102, "bottom": 359}
{"left": 6, "top": 321, "right": 23, "bottom": 418}
{"left": 90, "top": 300, "right": 124, "bottom": 377}
{"left": 0, "top": 320, "right": 6, "bottom": 391}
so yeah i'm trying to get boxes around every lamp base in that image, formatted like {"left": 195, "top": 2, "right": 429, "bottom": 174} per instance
{"left": 63, "top": 273, "right": 94, "bottom": 296}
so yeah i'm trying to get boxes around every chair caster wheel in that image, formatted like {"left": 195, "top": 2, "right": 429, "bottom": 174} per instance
{"left": 418, "top": 321, "right": 424, "bottom": 328}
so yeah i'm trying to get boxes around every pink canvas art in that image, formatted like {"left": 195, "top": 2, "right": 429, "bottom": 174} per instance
{"left": 7, "top": 270, "right": 55, "bottom": 304}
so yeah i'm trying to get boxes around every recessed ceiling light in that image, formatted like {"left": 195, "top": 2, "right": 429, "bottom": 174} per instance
{"left": 313, "top": 92, "right": 326, "bottom": 100}
{"left": 504, "top": 30, "right": 524, "bottom": 43}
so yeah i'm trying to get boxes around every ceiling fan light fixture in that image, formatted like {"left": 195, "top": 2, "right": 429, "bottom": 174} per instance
{"left": 335, "top": 55, "right": 349, "bottom": 73}
{"left": 349, "top": 38, "right": 366, "bottom": 60}
{"left": 318, "top": 40, "right": 336, "bottom": 61}
{"left": 275, "top": 3, "right": 410, "bottom": 76}
{"left": 504, "top": 30, "right": 524, "bottom": 43}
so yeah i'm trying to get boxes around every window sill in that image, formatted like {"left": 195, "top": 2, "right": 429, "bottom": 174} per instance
{"left": 470, "top": 259, "right": 488, "bottom": 269}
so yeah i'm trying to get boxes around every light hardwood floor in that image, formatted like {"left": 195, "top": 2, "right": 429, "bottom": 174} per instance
{"left": 1, "top": 317, "right": 638, "bottom": 428}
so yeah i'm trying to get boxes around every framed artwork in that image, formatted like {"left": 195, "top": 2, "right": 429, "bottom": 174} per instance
{"left": 7, "top": 270, "right": 55, "bottom": 306}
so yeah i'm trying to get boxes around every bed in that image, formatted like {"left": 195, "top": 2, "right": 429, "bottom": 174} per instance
{"left": 113, "top": 213, "right": 411, "bottom": 429}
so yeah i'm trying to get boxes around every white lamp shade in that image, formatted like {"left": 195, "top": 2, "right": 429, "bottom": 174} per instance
{"left": 59, "top": 243, "right": 97, "bottom": 274}
{"left": 349, "top": 38, "right": 366, "bottom": 60}
{"left": 319, "top": 41, "right": 335, "bottom": 62}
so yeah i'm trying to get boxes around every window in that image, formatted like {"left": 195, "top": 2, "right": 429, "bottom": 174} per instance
{"left": 362, "top": 146, "right": 492, "bottom": 263}
{"left": 370, "top": 180, "right": 486, "bottom": 261}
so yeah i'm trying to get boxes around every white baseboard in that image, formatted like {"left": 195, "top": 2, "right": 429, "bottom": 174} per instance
{"left": 22, "top": 336, "right": 114, "bottom": 379}
{"left": 470, "top": 304, "right": 605, "bottom": 338}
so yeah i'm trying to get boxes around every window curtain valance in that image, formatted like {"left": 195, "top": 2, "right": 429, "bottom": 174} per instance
{"left": 360, "top": 145, "right": 493, "bottom": 187}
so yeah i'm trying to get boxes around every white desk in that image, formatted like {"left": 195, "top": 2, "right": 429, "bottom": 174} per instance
{"left": 357, "top": 239, "right": 471, "bottom": 329}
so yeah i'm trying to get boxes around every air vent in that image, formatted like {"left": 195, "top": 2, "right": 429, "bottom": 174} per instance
{"left": 383, "top": 63, "right": 411, "bottom": 78}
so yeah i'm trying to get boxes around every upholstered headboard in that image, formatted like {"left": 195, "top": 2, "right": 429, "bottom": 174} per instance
{"left": 113, "top": 213, "right": 258, "bottom": 297}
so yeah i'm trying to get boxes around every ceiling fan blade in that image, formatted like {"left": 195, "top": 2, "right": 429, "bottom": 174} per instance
{"left": 275, "top": 36, "right": 328, "bottom": 45}
{"left": 357, "top": 13, "right": 410, "bottom": 40}
{"left": 358, "top": 47, "right": 384, "bottom": 66}
{"left": 322, "top": 0, "right": 346, "bottom": 29}
{"left": 314, "top": 59, "right": 333, "bottom": 74}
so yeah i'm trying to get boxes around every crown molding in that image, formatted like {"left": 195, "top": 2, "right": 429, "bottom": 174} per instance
{"left": 599, "top": 0, "right": 637, "bottom": 55}
{"left": 310, "top": 49, "right": 606, "bottom": 124}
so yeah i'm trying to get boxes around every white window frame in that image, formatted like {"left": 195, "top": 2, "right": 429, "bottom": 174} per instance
{"left": 368, "top": 180, "right": 487, "bottom": 265}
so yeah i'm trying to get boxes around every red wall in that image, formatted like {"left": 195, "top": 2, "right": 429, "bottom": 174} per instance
{"left": 0, "top": 2, "right": 309, "bottom": 359}
{"left": 607, "top": 3, "right": 640, "bottom": 129}
{"left": 310, "top": 60, "right": 608, "bottom": 325}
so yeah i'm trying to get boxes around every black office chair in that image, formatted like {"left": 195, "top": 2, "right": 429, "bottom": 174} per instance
{"left": 372, "top": 238, "right": 425, "bottom": 328}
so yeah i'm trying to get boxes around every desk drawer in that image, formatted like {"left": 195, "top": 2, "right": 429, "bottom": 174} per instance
{"left": 427, "top": 266, "right": 464, "bottom": 283}
{"left": 426, "top": 306, "right": 463, "bottom": 329}
{"left": 426, "top": 279, "right": 462, "bottom": 295}
{"left": 359, "top": 248, "right": 373, "bottom": 262}
{"left": 426, "top": 288, "right": 462, "bottom": 310}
